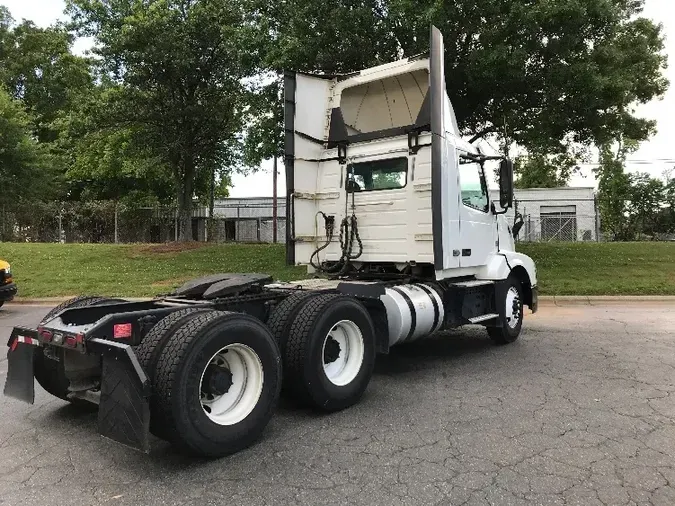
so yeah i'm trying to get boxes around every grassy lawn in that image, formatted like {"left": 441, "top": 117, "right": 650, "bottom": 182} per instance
{"left": 517, "top": 242, "right": 675, "bottom": 296}
{"left": 0, "top": 243, "right": 307, "bottom": 298}
{"left": 0, "top": 242, "right": 673, "bottom": 298}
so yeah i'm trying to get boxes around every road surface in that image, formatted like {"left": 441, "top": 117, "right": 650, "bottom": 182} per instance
{"left": 0, "top": 301, "right": 673, "bottom": 506}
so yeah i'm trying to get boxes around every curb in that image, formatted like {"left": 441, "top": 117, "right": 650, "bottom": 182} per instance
{"left": 538, "top": 295, "right": 675, "bottom": 306}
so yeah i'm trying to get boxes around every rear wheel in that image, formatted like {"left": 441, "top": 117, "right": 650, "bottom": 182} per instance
{"left": 266, "top": 290, "right": 322, "bottom": 350}
{"left": 487, "top": 276, "right": 523, "bottom": 345}
{"left": 283, "top": 294, "right": 376, "bottom": 411}
{"left": 152, "top": 311, "right": 281, "bottom": 457}
{"left": 34, "top": 296, "right": 123, "bottom": 402}
{"left": 133, "top": 307, "right": 216, "bottom": 439}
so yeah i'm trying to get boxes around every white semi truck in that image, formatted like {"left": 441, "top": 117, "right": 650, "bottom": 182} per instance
{"left": 4, "top": 26, "right": 536, "bottom": 457}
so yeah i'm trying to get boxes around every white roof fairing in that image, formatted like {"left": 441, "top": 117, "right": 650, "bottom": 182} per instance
{"left": 338, "top": 70, "right": 429, "bottom": 134}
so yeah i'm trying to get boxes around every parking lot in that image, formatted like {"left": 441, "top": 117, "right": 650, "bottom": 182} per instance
{"left": 0, "top": 301, "right": 673, "bottom": 506}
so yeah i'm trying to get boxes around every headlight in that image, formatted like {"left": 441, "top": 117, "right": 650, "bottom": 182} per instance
{"left": 4, "top": 265, "right": 9, "bottom": 276}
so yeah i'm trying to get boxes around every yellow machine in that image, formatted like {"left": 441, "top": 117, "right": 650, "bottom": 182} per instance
{"left": 0, "top": 260, "right": 17, "bottom": 307}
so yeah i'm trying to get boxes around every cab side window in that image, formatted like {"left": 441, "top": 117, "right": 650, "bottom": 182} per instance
{"left": 348, "top": 157, "right": 408, "bottom": 192}
{"left": 459, "top": 159, "right": 489, "bottom": 212}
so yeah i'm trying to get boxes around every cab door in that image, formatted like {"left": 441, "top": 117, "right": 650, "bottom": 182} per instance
{"left": 457, "top": 153, "right": 497, "bottom": 267}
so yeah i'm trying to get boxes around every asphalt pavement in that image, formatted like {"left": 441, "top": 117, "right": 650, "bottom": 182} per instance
{"left": 0, "top": 301, "right": 673, "bottom": 506}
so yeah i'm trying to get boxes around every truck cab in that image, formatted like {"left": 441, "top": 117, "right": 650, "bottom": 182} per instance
{"left": 284, "top": 26, "right": 537, "bottom": 309}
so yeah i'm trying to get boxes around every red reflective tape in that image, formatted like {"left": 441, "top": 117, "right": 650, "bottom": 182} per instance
{"left": 113, "top": 323, "right": 133, "bottom": 340}
{"left": 10, "top": 339, "right": 18, "bottom": 352}
{"left": 17, "top": 336, "right": 39, "bottom": 346}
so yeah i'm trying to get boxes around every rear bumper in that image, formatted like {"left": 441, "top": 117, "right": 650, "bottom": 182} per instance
{"left": 4, "top": 328, "right": 151, "bottom": 453}
{"left": 0, "top": 282, "right": 17, "bottom": 302}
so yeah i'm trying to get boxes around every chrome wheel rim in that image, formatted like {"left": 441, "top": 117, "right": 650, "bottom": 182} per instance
{"left": 505, "top": 286, "right": 522, "bottom": 329}
{"left": 199, "top": 344, "right": 264, "bottom": 426}
{"left": 322, "top": 320, "right": 364, "bottom": 386}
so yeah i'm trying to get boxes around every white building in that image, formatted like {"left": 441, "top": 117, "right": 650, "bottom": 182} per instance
{"left": 489, "top": 187, "right": 598, "bottom": 242}
{"left": 213, "top": 197, "right": 287, "bottom": 243}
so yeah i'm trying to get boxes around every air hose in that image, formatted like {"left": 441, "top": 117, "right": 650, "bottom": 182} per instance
{"left": 309, "top": 173, "right": 363, "bottom": 275}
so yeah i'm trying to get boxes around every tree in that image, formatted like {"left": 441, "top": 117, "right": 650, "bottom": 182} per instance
{"left": 628, "top": 172, "right": 665, "bottom": 239}
{"left": 54, "top": 82, "right": 176, "bottom": 205}
{"left": 67, "top": 0, "right": 253, "bottom": 240}
{"left": 514, "top": 151, "right": 581, "bottom": 188}
{"left": 0, "top": 10, "right": 93, "bottom": 144}
{"left": 250, "top": 0, "right": 667, "bottom": 165}
{"left": 595, "top": 141, "right": 635, "bottom": 241}
{"left": 0, "top": 87, "right": 53, "bottom": 203}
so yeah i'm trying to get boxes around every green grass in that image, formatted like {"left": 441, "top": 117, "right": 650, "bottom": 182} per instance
{"left": 0, "top": 243, "right": 307, "bottom": 298}
{"left": 0, "top": 242, "right": 673, "bottom": 298}
{"left": 517, "top": 242, "right": 675, "bottom": 296}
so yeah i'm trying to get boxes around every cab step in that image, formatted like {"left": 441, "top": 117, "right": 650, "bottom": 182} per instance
{"left": 468, "top": 313, "right": 499, "bottom": 324}
{"left": 453, "top": 280, "right": 495, "bottom": 288}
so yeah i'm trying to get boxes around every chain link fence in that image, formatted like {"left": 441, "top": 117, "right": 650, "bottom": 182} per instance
{"left": 1, "top": 192, "right": 597, "bottom": 244}
{"left": 495, "top": 191, "right": 601, "bottom": 242}
{"left": 0, "top": 201, "right": 287, "bottom": 244}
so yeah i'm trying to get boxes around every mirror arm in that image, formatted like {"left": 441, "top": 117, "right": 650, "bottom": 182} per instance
{"left": 491, "top": 202, "right": 508, "bottom": 215}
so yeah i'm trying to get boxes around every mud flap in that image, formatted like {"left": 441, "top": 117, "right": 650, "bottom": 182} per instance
{"left": 88, "top": 338, "right": 151, "bottom": 453}
{"left": 3, "top": 328, "right": 38, "bottom": 404}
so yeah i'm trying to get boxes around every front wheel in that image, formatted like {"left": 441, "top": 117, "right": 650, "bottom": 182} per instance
{"left": 487, "top": 276, "right": 523, "bottom": 345}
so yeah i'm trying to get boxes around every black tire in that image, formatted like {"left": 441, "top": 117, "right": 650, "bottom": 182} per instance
{"left": 266, "top": 290, "right": 321, "bottom": 351}
{"left": 284, "top": 293, "right": 376, "bottom": 412}
{"left": 153, "top": 311, "right": 282, "bottom": 457}
{"left": 487, "top": 275, "right": 524, "bottom": 345}
{"left": 0, "top": 301, "right": 4, "bottom": 308}
{"left": 35, "top": 296, "right": 123, "bottom": 402}
{"left": 133, "top": 307, "right": 216, "bottom": 439}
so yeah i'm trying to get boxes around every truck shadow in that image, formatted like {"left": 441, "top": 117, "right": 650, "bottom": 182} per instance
{"left": 35, "top": 326, "right": 514, "bottom": 468}
{"left": 373, "top": 326, "right": 502, "bottom": 376}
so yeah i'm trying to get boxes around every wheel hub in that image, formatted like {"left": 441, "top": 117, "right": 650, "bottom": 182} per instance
{"left": 201, "top": 364, "right": 233, "bottom": 396}
{"left": 321, "top": 320, "right": 365, "bottom": 387}
{"left": 323, "top": 337, "right": 342, "bottom": 364}
{"left": 505, "top": 286, "right": 521, "bottom": 329}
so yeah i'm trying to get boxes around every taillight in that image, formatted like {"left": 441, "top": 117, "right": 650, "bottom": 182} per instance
{"left": 65, "top": 336, "right": 77, "bottom": 347}
{"left": 37, "top": 327, "right": 53, "bottom": 343}
{"left": 113, "top": 323, "right": 133, "bottom": 340}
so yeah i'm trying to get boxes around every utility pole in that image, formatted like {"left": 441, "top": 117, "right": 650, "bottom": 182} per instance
{"left": 114, "top": 201, "right": 119, "bottom": 244}
{"left": 208, "top": 165, "right": 216, "bottom": 242}
{"left": 272, "top": 157, "right": 278, "bottom": 243}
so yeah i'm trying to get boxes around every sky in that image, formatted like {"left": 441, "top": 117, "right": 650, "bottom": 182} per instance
{"left": 3, "top": 0, "right": 674, "bottom": 196}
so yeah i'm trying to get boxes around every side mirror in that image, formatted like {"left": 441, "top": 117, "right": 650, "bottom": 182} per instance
{"left": 512, "top": 213, "right": 524, "bottom": 239}
{"left": 499, "top": 159, "right": 514, "bottom": 209}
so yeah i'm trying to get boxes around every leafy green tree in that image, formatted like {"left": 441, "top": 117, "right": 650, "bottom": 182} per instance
{"left": 67, "top": 0, "right": 253, "bottom": 240}
{"left": 0, "top": 8, "right": 93, "bottom": 144}
{"left": 249, "top": 0, "right": 668, "bottom": 167}
{"left": 0, "top": 86, "right": 53, "bottom": 203}
{"left": 54, "top": 82, "right": 176, "bottom": 205}
{"left": 514, "top": 151, "right": 581, "bottom": 188}
{"left": 628, "top": 172, "right": 665, "bottom": 239}
{"left": 595, "top": 141, "right": 635, "bottom": 241}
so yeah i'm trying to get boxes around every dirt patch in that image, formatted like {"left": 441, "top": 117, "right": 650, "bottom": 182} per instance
{"left": 135, "top": 242, "right": 209, "bottom": 254}
{"left": 150, "top": 277, "right": 192, "bottom": 288}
